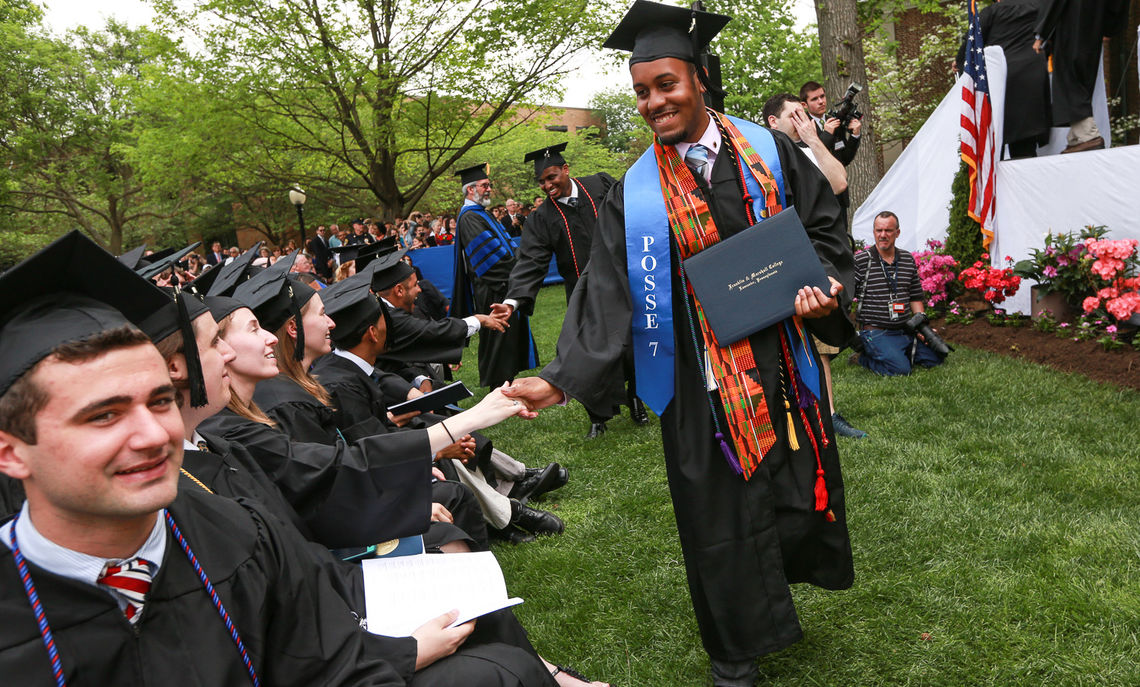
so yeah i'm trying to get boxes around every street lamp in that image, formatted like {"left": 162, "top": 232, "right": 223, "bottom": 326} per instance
{"left": 289, "top": 186, "right": 307, "bottom": 245}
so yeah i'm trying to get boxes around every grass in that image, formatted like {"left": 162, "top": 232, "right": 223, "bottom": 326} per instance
{"left": 453, "top": 285, "right": 1140, "bottom": 686}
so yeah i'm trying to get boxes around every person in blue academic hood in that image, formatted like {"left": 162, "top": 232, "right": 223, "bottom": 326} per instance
{"left": 504, "top": 2, "right": 856, "bottom": 685}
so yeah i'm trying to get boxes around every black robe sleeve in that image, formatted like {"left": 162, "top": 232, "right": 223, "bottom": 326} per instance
{"left": 197, "top": 409, "right": 431, "bottom": 548}
{"left": 380, "top": 306, "right": 468, "bottom": 364}
{"left": 505, "top": 211, "right": 560, "bottom": 316}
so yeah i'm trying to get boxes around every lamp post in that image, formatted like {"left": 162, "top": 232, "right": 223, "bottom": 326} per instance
{"left": 289, "top": 186, "right": 307, "bottom": 245}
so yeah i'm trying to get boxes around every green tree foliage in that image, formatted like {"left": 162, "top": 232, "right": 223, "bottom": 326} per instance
{"left": 945, "top": 158, "right": 984, "bottom": 267}
{"left": 588, "top": 86, "right": 651, "bottom": 157}
{"left": 145, "top": 0, "right": 619, "bottom": 219}
{"left": 0, "top": 14, "right": 184, "bottom": 254}
{"left": 712, "top": 0, "right": 821, "bottom": 121}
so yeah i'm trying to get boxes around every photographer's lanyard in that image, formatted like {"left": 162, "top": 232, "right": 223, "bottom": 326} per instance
{"left": 877, "top": 253, "right": 900, "bottom": 302}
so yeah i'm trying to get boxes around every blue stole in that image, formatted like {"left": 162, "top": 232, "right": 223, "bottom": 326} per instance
{"left": 625, "top": 116, "right": 817, "bottom": 416}
{"left": 458, "top": 204, "right": 514, "bottom": 277}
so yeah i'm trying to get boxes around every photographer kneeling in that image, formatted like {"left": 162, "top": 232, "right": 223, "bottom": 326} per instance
{"left": 853, "top": 211, "right": 951, "bottom": 375}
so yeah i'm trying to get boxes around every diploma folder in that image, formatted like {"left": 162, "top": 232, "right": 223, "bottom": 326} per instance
{"left": 682, "top": 207, "right": 830, "bottom": 344}
{"left": 388, "top": 381, "right": 473, "bottom": 415}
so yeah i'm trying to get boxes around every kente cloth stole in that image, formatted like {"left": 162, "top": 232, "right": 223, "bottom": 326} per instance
{"left": 656, "top": 111, "right": 817, "bottom": 482}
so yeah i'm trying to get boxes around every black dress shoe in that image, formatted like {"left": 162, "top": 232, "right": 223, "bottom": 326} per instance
{"left": 489, "top": 525, "right": 536, "bottom": 545}
{"left": 585, "top": 421, "right": 607, "bottom": 439}
{"left": 508, "top": 462, "right": 567, "bottom": 503}
{"left": 510, "top": 499, "right": 564, "bottom": 536}
{"left": 628, "top": 397, "right": 650, "bottom": 425}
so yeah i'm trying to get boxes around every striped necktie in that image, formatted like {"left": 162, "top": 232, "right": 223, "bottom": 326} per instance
{"left": 98, "top": 557, "right": 156, "bottom": 625}
{"left": 684, "top": 143, "right": 710, "bottom": 183}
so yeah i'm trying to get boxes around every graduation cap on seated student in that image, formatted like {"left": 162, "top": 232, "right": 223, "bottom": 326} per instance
{"left": 321, "top": 267, "right": 394, "bottom": 352}
{"left": 524, "top": 142, "right": 569, "bottom": 180}
{"left": 197, "top": 241, "right": 264, "bottom": 297}
{"left": 233, "top": 250, "right": 316, "bottom": 360}
{"left": 367, "top": 249, "right": 415, "bottom": 293}
{"left": 0, "top": 230, "right": 210, "bottom": 407}
{"left": 602, "top": 0, "right": 731, "bottom": 98}
{"left": 136, "top": 241, "right": 202, "bottom": 282}
{"left": 330, "top": 236, "right": 398, "bottom": 271}
{"left": 117, "top": 243, "right": 148, "bottom": 270}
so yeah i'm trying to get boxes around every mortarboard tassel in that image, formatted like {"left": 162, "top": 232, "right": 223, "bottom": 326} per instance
{"left": 715, "top": 432, "right": 743, "bottom": 475}
{"left": 288, "top": 284, "right": 305, "bottom": 361}
{"left": 784, "top": 399, "right": 800, "bottom": 452}
{"left": 175, "top": 290, "right": 209, "bottom": 408}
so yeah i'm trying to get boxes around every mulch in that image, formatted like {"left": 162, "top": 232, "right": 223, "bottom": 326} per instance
{"left": 935, "top": 318, "right": 1140, "bottom": 391}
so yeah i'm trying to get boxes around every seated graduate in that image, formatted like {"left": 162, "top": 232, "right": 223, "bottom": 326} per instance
{"left": 0, "top": 232, "right": 407, "bottom": 685}
{"left": 314, "top": 266, "right": 567, "bottom": 545}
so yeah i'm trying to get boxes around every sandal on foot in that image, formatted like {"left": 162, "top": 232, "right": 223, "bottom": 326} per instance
{"left": 551, "top": 664, "right": 609, "bottom": 686}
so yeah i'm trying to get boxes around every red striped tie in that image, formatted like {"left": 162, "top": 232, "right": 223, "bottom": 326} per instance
{"left": 97, "top": 557, "right": 156, "bottom": 625}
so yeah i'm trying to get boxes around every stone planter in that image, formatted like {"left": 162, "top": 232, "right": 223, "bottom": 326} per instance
{"left": 1030, "top": 285, "right": 1079, "bottom": 323}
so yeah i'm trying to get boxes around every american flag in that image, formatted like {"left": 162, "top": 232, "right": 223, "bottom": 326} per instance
{"left": 960, "top": 0, "right": 995, "bottom": 250}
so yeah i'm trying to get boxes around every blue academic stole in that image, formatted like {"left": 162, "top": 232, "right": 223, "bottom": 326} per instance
{"left": 623, "top": 116, "right": 788, "bottom": 416}
{"left": 458, "top": 205, "right": 515, "bottom": 277}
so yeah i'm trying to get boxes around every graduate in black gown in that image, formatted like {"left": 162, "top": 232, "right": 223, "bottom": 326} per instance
{"left": 499, "top": 144, "right": 648, "bottom": 439}
{"left": 451, "top": 164, "right": 539, "bottom": 388}
{"left": 1032, "top": 0, "right": 1129, "bottom": 152}
{"left": 505, "top": 3, "right": 855, "bottom": 685}
{"left": 955, "top": 0, "right": 1051, "bottom": 158}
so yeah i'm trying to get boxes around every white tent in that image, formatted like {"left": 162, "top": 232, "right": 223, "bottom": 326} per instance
{"left": 851, "top": 47, "right": 1136, "bottom": 314}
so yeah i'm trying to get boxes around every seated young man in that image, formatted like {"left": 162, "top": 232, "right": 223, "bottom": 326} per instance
{"left": 0, "top": 233, "right": 567, "bottom": 686}
{"left": 853, "top": 211, "right": 947, "bottom": 376}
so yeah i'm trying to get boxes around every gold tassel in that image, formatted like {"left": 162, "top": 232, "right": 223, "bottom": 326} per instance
{"left": 785, "top": 400, "right": 800, "bottom": 451}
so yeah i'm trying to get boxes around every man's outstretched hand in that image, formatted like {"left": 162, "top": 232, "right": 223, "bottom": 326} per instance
{"left": 795, "top": 277, "right": 843, "bottom": 319}
{"left": 502, "top": 377, "right": 564, "bottom": 411}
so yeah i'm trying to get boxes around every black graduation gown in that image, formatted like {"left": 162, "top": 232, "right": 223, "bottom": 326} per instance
{"left": 453, "top": 209, "right": 538, "bottom": 388}
{"left": 541, "top": 128, "right": 856, "bottom": 661}
{"left": 312, "top": 353, "right": 493, "bottom": 544}
{"left": 0, "top": 474, "right": 25, "bottom": 518}
{"left": 414, "top": 277, "right": 450, "bottom": 321}
{"left": 379, "top": 304, "right": 469, "bottom": 365}
{"left": 957, "top": 0, "right": 1051, "bottom": 145}
{"left": 0, "top": 489, "right": 408, "bottom": 686}
{"left": 505, "top": 173, "right": 617, "bottom": 315}
{"left": 198, "top": 408, "right": 430, "bottom": 548}
{"left": 1034, "top": 0, "right": 1128, "bottom": 125}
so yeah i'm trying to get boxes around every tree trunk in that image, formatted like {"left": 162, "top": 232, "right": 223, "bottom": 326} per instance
{"left": 813, "top": 0, "right": 882, "bottom": 216}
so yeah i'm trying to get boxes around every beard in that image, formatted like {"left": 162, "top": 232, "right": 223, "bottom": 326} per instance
{"left": 472, "top": 189, "right": 492, "bottom": 208}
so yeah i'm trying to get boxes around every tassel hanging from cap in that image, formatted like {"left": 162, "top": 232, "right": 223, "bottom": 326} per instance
{"left": 175, "top": 290, "right": 209, "bottom": 408}
{"left": 287, "top": 284, "right": 305, "bottom": 361}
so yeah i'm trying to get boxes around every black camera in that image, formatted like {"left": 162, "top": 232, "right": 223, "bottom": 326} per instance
{"left": 825, "top": 83, "right": 864, "bottom": 127}
{"left": 903, "top": 312, "right": 953, "bottom": 358}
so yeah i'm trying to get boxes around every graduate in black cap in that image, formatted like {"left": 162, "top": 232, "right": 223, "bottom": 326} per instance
{"left": 497, "top": 143, "right": 648, "bottom": 439}
{"left": 0, "top": 231, "right": 412, "bottom": 685}
{"left": 503, "top": 2, "right": 856, "bottom": 684}
{"left": 451, "top": 163, "right": 540, "bottom": 389}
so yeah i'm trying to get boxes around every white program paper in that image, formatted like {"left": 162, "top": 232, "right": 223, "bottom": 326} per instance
{"left": 362, "top": 551, "right": 523, "bottom": 637}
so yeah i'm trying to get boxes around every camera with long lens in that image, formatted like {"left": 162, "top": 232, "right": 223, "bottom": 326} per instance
{"left": 903, "top": 312, "right": 953, "bottom": 358}
{"left": 825, "top": 83, "right": 864, "bottom": 127}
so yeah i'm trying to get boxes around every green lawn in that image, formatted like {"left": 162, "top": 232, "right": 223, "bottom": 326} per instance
{"left": 456, "top": 285, "right": 1140, "bottom": 686}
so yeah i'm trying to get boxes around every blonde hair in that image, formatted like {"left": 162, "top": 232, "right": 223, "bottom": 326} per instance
{"left": 215, "top": 311, "right": 276, "bottom": 426}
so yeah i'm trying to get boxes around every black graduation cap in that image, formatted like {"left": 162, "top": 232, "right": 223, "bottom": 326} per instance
{"left": 322, "top": 268, "right": 392, "bottom": 350}
{"left": 368, "top": 249, "right": 415, "bottom": 292}
{"left": 233, "top": 251, "right": 316, "bottom": 360}
{"left": 455, "top": 163, "right": 489, "bottom": 186}
{"left": 117, "top": 244, "right": 148, "bottom": 270}
{"left": 136, "top": 241, "right": 201, "bottom": 281}
{"left": 204, "top": 242, "right": 263, "bottom": 297}
{"left": 0, "top": 231, "right": 202, "bottom": 403}
{"left": 331, "top": 236, "right": 398, "bottom": 271}
{"left": 603, "top": 1, "right": 730, "bottom": 94}
{"left": 524, "top": 142, "right": 569, "bottom": 179}
{"left": 203, "top": 296, "right": 247, "bottom": 324}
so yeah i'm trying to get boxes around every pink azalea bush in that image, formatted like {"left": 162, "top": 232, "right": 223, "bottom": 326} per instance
{"left": 912, "top": 239, "right": 959, "bottom": 307}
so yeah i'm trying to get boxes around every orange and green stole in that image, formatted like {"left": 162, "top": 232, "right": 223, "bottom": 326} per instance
{"left": 625, "top": 110, "right": 832, "bottom": 511}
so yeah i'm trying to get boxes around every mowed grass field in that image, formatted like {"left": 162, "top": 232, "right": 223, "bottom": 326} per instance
{"left": 454, "top": 285, "right": 1140, "bottom": 686}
